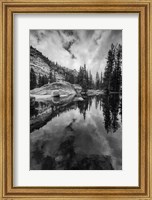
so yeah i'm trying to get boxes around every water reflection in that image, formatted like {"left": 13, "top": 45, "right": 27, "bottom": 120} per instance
{"left": 30, "top": 94, "right": 122, "bottom": 170}
{"left": 102, "top": 94, "right": 122, "bottom": 133}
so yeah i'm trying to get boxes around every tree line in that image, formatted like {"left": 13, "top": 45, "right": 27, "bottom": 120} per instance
{"left": 30, "top": 65, "right": 103, "bottom": 91}
{"left": 30, "top": 69, "right": 49, "bottom": 90}
{"left": 30, "top": 69, "right": 56, "bottom": 90}
{"left": 76, "top": 43, "right": 122, "bottom": 92}
{"left": 30, "top": 43, "right": 122, "bottom": 93}
{"left": 76, "top": 64, "right": 103, "bottom": 91}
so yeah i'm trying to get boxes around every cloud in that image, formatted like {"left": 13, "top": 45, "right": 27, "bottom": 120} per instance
{"left": 30, "top": 30, "right": 122, "bottom": 78}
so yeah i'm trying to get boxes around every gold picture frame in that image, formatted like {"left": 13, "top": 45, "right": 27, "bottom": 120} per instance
{"left": 0, "top": 0, "right": 152, "bottom": 199}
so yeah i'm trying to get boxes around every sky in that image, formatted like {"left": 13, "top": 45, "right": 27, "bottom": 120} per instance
{"left": 30, "top": 30, "right": 122, "bottom": 78}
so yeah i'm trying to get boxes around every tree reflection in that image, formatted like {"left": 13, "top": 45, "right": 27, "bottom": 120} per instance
{"left": 77, "top": 98, "right": 88, "bottom": 120}
{"left": 95, "top": 95, "right": 102, "bottom": 110}
{"left": 30, "top": 94, "right": 121, "bottom": 133}
{"left": 30, "top": 94, "right": 122, "bottom": 170}
{"left": 88, "top": 96, "right": 93, "bottom": 110}
{"left": 101, "top": 94, "right": 122, "bottom": 133}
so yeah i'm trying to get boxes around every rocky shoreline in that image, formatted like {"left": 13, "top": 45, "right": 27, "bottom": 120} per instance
{"left": 30, "top": 81, "right": 104, "bottom": 132}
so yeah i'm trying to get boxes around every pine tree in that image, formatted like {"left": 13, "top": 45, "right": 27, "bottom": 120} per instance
{"left": 41, "top": 76, "right": 45, "bottom": 86}
{"left": 100, "top": 72, "right": 103, "bottom": 89}
{"left": 96, "top": 72, "right": 100, "bottom": 89}
{"left": 30, "top": 68, "right": 37, "bottom": 90}
{"left": 110, "top": 44, "right": 122, "bottom": 92}
{"left": 44, "top": 75, "right": 48, "bottom": 85}
{"left": 53, "top": 71, "right": 56, "bottom": 82}
{"left": 82, "top": 64, "right": 88, "bottom": 92}
{"left": 115, "top": 44, "right": 122, "bottom": 92}
{"left": 69, "top": 73, "right": 74, "bottom": 84}
{"left": 49, "top": 70, "right": 53, "bottom": 83}
{"left": 38, "top": 74, "right": 42, "bottom": 87}
{"left": 103, "top": 43, "right": 122, "bottom": 93}
{"left": 89, "top": 71, "right": 93, "bottom": 89}
{"left": 86, "top": 70, "right": 89, "bottom": 87}
{"left": 78, "top": 66, "right": 83, "bottom": 87}
{"left": 103, "top": 43, "right": 115, "bottom": 92}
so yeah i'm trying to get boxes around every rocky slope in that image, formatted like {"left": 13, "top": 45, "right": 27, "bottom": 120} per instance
{"left": 30, "top": 46, "right": 78, "bottom": 82}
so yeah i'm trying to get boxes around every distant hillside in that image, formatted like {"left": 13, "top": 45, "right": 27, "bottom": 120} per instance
{"left": 30, "top": 46, "right": 78, "bottom": 83}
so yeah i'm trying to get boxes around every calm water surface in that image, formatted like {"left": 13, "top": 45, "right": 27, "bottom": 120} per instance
{"left": 30, "top": 94, "right": 122, "bottom": 170}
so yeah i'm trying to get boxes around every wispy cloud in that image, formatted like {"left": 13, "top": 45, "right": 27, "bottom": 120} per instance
{"left": 30, "top": 30, "right": 122, "bottom": 78}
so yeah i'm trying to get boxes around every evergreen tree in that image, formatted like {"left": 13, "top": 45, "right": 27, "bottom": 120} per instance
{"left": 49, "top": 70, "right": 53, "bottom": 83}
{"left": 53, "top": 71, "right": 56, "bottom": 82}
{"left": 100, "top": 72, "right": 103, "bottom": 89}
{"left": 115, "top": 44, "right": 122, "bottom": 92}
{"left": 96, "top": 72, "right": 100, "bottom": 89}
{"left": 77, "top": 66, "right": 83, "bottom": 87}
{"left": 77, "top": 64, "right": 88, "bottom": 92}
{"left": 30, "top": 68, "right": 37, "bottom": 89}
{"left": 82, "top": 64, "right": 88, "bottom": 92}
{"left": 41, "top": 76, "right": 45, "bottom": 86}
{"left": 69, "top": 73, "right": 75, "bottom": 84}
{"left": 38, "top": 74, "right": 42, "bottom": 87}
{"left": 89, "top": 71, "right": 93, "bottom": 89}
{"left": 103, "top": 43, "right": 116, "bottom": 92}
{"left": 110, "top": 44, "right": 122, "bottom": 92}
{"left": 44, "top": 75, "right": 48, "bottom": 85}
{"left": 39, "top": 75, "right": 48, "bottom": 86}
{"left": 86, "top": 70, "right": 89, "bottom": 87}
{"left": 103, "top": 43, "right": 122, "bottom": 92}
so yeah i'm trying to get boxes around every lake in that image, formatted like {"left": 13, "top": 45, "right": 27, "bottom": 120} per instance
{"left": 30, "top": 94, "right": 122, "bottom": 170}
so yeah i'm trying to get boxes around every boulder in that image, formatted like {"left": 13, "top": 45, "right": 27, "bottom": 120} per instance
{"left": 30, "top": 81, "right": 76, "bottom": 98}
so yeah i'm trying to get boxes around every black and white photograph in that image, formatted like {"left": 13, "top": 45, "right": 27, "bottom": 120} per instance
{"left": 30, "top": 30, "right": 122, "bottom": 170}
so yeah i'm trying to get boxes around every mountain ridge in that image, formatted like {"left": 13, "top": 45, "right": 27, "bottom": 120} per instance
{"left": 30, "top": 46, "right": 78, "bottom": 83}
